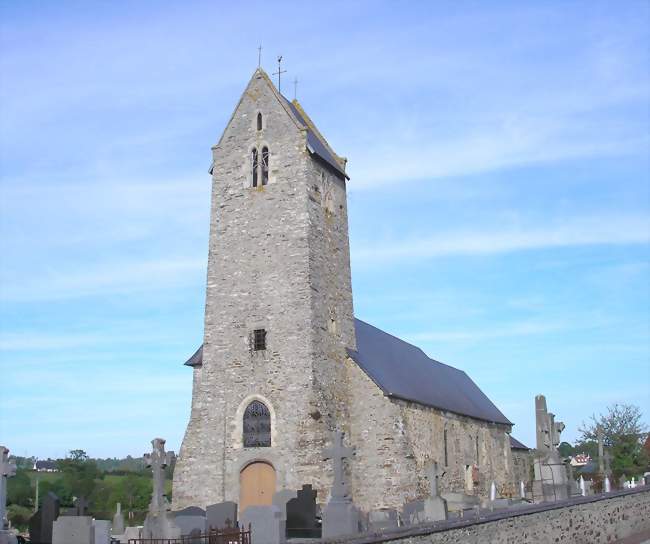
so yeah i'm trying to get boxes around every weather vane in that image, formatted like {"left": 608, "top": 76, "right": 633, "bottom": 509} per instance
{"left": 273, "top": 55, "right": 287, "bottom": 92}
{"left": 257, "top": 45, "right": 262, "bottom": 68}
{"left": 293, "top": 77, "right": 298, "bottom": 100}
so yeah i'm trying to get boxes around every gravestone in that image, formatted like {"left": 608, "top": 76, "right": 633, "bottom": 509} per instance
{"left": 423, "top": 462, "right": 448, "bottom": 522}
{"left": 29, "top": 491, "right": 61, "bottom": 544}
{"left": 142, "top": 438, "right": 181, "bottom": 540}
{"left": 241, "top": 505, "right": 284, "bottom": 544}
{"left": 286, "top": 485, "right": 320, "bottom": 538}
{"left": 0, "top": 447, "right": 16, "bottom": 531}
{"left": 0, "top": 446, "right": 17, "bottom": 544}
{"left": 401, "top": 500, "right": 424, "bottom": 526}
{"left": 206, "top": 501, "right": 237, "bottom": 530}
{"left": 532, "top": 395, "right": 568, "bottom": 501}
{"left": 367, "top": 509, "right": 399, "bottom": 531}
{"left": 63, "top": 496, "right": 89, "bottom": 517}
{"left": 52, "top": 515, "right": 94, "bottom": 544}
{"left": 112, "top": 502, "right": 125, "bottom": 535}
{"left": 321, "top": 431, "right": 360, "bottom": 538}
{"left": 93, "top": 519, "right": 111, "bottom": 544}
{"left": 173, "top": 506, "right": 206, "bottom": 537}
{"left": 272, "top": 490, "right": 297, "bottom": 521}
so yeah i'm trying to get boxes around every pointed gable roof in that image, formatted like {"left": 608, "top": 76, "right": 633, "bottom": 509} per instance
{"left": 211, "top": 69, "right": 348, "bottom": 180}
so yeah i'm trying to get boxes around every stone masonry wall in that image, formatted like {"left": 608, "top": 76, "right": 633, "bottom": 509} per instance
{"left": 346, "top": 358, "right": 515, "bottom": 512}
{"left": 173, "top": 70, "right": 354, "bottom": 509}
{"left": 321, "top": 488, "right": 650, "bottom": 544}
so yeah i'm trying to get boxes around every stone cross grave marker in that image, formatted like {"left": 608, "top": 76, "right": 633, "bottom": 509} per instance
{"left": 597, "top": 428, "right": 605, "bottom": 475}
{"left": 1, "top": 446, "right": 17, "bottom": 530}
{"left": 144, "top": 438, "right": 175, "bottom": 513}
{"left": 426, "top": 462, "right": 444, "bottom": 498}
{"left": 323, "top": 431, "right": 354, "bottom": 502}
{"left": 73, "top": 496, "right": 89, "bottom": 516}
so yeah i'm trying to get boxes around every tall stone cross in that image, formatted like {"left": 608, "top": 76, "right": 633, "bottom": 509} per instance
{"left": 144, "top": 438, "right": 175, "bottom": 513}
{"left": 426, "top": 461, "right": 445, "bottom": 498}
{"left": 597, "top": 428, "right": 605, "bottom": 475}
{"left": 1, "top": 446, "right": 17, "bottom": 530}
{"left": 604, "top": 450, "right": 612, "bottom": 476}
{"left": 323, "top": 431, "right": 354, "bottom": 502}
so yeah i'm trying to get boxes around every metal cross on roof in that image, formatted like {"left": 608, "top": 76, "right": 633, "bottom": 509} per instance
{"left": 293, "top": 78, "right": 298, "bottom": 100}
{"left": 1, "top": 446, "right": 17, "bottom": 530}
{"left": 144, "top": 438, "right": 175, "bottom": 513}
{"left": 323, "top": 431, "right": 354, "bottom": 502}
{"left": 257, "top": 45, "right": 262, "bottom": 68}
{"left": 273, "top": 55, "right": 287, "bottom": 93}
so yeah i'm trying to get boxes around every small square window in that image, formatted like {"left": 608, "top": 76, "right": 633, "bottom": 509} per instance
{"left": 253, "top": 329, "right": 267, "bottom": 351}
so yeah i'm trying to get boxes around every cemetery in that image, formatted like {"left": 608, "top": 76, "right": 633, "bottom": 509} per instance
{"left": 2, "top": 391, "right": 650, "bottom": 544}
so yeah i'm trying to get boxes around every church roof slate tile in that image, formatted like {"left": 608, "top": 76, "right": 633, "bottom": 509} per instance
{"left": 347, "top": 319, "right": 512, "bottom": 426}
{"left": 509, "top": 436, "right": 530, "bottom": 450}
{"left": 185, "top": 318, "right": 512, "bottom": 427}
{"left": 282, "top": 97, "right": 349, "bottom": 180}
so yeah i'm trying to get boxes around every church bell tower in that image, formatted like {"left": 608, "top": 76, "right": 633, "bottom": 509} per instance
{"left": 172, "top": 68, "right": 355, "bottom": 510}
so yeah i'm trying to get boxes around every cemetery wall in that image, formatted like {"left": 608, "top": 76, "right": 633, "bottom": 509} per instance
{"left": 328, "top": 488, "right": 650, "bottom": 544}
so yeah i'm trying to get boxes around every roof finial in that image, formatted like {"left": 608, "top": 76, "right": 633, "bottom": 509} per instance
{"left": 273, "top": 55, "right": 287, "bottom": 93}
{"left": 293, "top": 77, "right": 298, "bottom": 100}
{"left": 257, "top": 45, "right": 262, "bottom": 68}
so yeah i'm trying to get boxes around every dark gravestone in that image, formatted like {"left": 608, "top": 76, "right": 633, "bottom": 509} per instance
{"left": 173, "top": 506, "right": 206, "bottom": 537}
{"left": 206, "top": 501, "right": 237, "bottom": 530}
{"left": 29, "top": 492, "right": 60, "bottom": 544}
{"left": 286, "top": 485, "right": 320, "bottom": 538}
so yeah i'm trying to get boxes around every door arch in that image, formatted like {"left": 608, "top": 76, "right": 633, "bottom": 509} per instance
{"left": 239, "top": 462, "right": 276, "bottom": 514}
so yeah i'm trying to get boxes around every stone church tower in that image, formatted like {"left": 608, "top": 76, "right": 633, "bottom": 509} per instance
{"left": 172, "top": 68, "right": 356, "bottom": 510}
{"left": 174, "top": 69, "right": 517, "bottom": 514}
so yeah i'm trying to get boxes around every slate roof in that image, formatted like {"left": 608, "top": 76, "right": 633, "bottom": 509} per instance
{"left": 348, "top": 319, "right": 512, "bottom": 426}
{"left": 186, "top": 318, "right": 512, "bottom": 427}
{"left": 282, "top": 97, "right": 348, "bottom": 180}
{"left": 184, "top": 344, "right": 203, "bottom": 367}
{"left": 509, "top": 436, "right": 530, "bottom": 450}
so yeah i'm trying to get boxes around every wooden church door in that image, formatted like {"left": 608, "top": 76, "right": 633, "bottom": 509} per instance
{"left": 239, "top": 462, "right": 276, "bottom": 513}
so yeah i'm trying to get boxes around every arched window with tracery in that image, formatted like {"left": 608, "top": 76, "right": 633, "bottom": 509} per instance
{"left": 243, "top": 400, "right": 271, "bottom": 447}
{"left": 261, "top": 147, "right": 269, "bottom": 186}
{"left": 251, "top": 148, "right": 259, "bottom": 187}
{"left": 257, "top": 113, "right": 263, "bottom": 131}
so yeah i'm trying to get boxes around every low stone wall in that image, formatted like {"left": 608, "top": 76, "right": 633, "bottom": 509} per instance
{"left": 321, "top": 488, "right": 650, "bottom": 544}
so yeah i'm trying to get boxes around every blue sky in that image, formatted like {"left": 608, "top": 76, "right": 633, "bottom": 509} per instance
{"left": 1, "top": 0, "right": 648, "bottom": 459}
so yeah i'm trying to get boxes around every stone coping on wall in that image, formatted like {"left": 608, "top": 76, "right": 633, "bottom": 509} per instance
{"left": 296, "top": 487, "right": 650, "bottom": 544}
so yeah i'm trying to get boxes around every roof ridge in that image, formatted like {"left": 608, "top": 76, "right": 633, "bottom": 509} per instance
{"left": 290, "top": 99, "right": 346, "bottom": 170}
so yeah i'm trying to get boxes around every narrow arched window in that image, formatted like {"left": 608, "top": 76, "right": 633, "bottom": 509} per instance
{"left": 261, "top": 147, "right": 269, "bottom": 186}
{"left": 243, "top": 400, "right": 271, "bottom": 447}
{"left": 257, "top": 113, "right": 263, "bottom": 131}
{"left": 251, "top": 148, "right": 258, "bottom": 187}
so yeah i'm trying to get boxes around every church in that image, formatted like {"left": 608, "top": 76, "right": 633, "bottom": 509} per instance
{"left": 172, "top": 68, "right": 517, "bottom": 514}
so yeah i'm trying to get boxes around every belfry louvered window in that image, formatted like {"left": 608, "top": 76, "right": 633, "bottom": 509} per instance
{"left": 261, "top": 147, "right": 269, "bottom": 186}
{"left": 251, "top": 148, "right": 259, "bottom": 187}
{"left": 243, "top": 400, "right": 271, "bottom": 447}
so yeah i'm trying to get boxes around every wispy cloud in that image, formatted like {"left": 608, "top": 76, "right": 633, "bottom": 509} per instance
{"left": 353, "top": 214, "right": 650, "bottom": 263}
{"left": 0, "top": 257, "right": 205, "bottom": 302}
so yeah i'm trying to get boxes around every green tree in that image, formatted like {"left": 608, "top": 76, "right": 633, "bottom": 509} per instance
{"left": 7, "top": 469, "right": 33, "bottom": 508}
{"left": 56, "top": 450, "right": 102, "bottom": 505}
{"left": 579, "top": 403, "right": 649, "bottom": 478}
{"left": 558, "top": 442, "right": 574, "bottom": 458}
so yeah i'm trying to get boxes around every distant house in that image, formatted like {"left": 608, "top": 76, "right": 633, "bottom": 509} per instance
{"left": 570, "top": 454, "right": 591, "bottom": 467}
{"left": 34, "top": 460, "right": 58, "bottom": 472}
